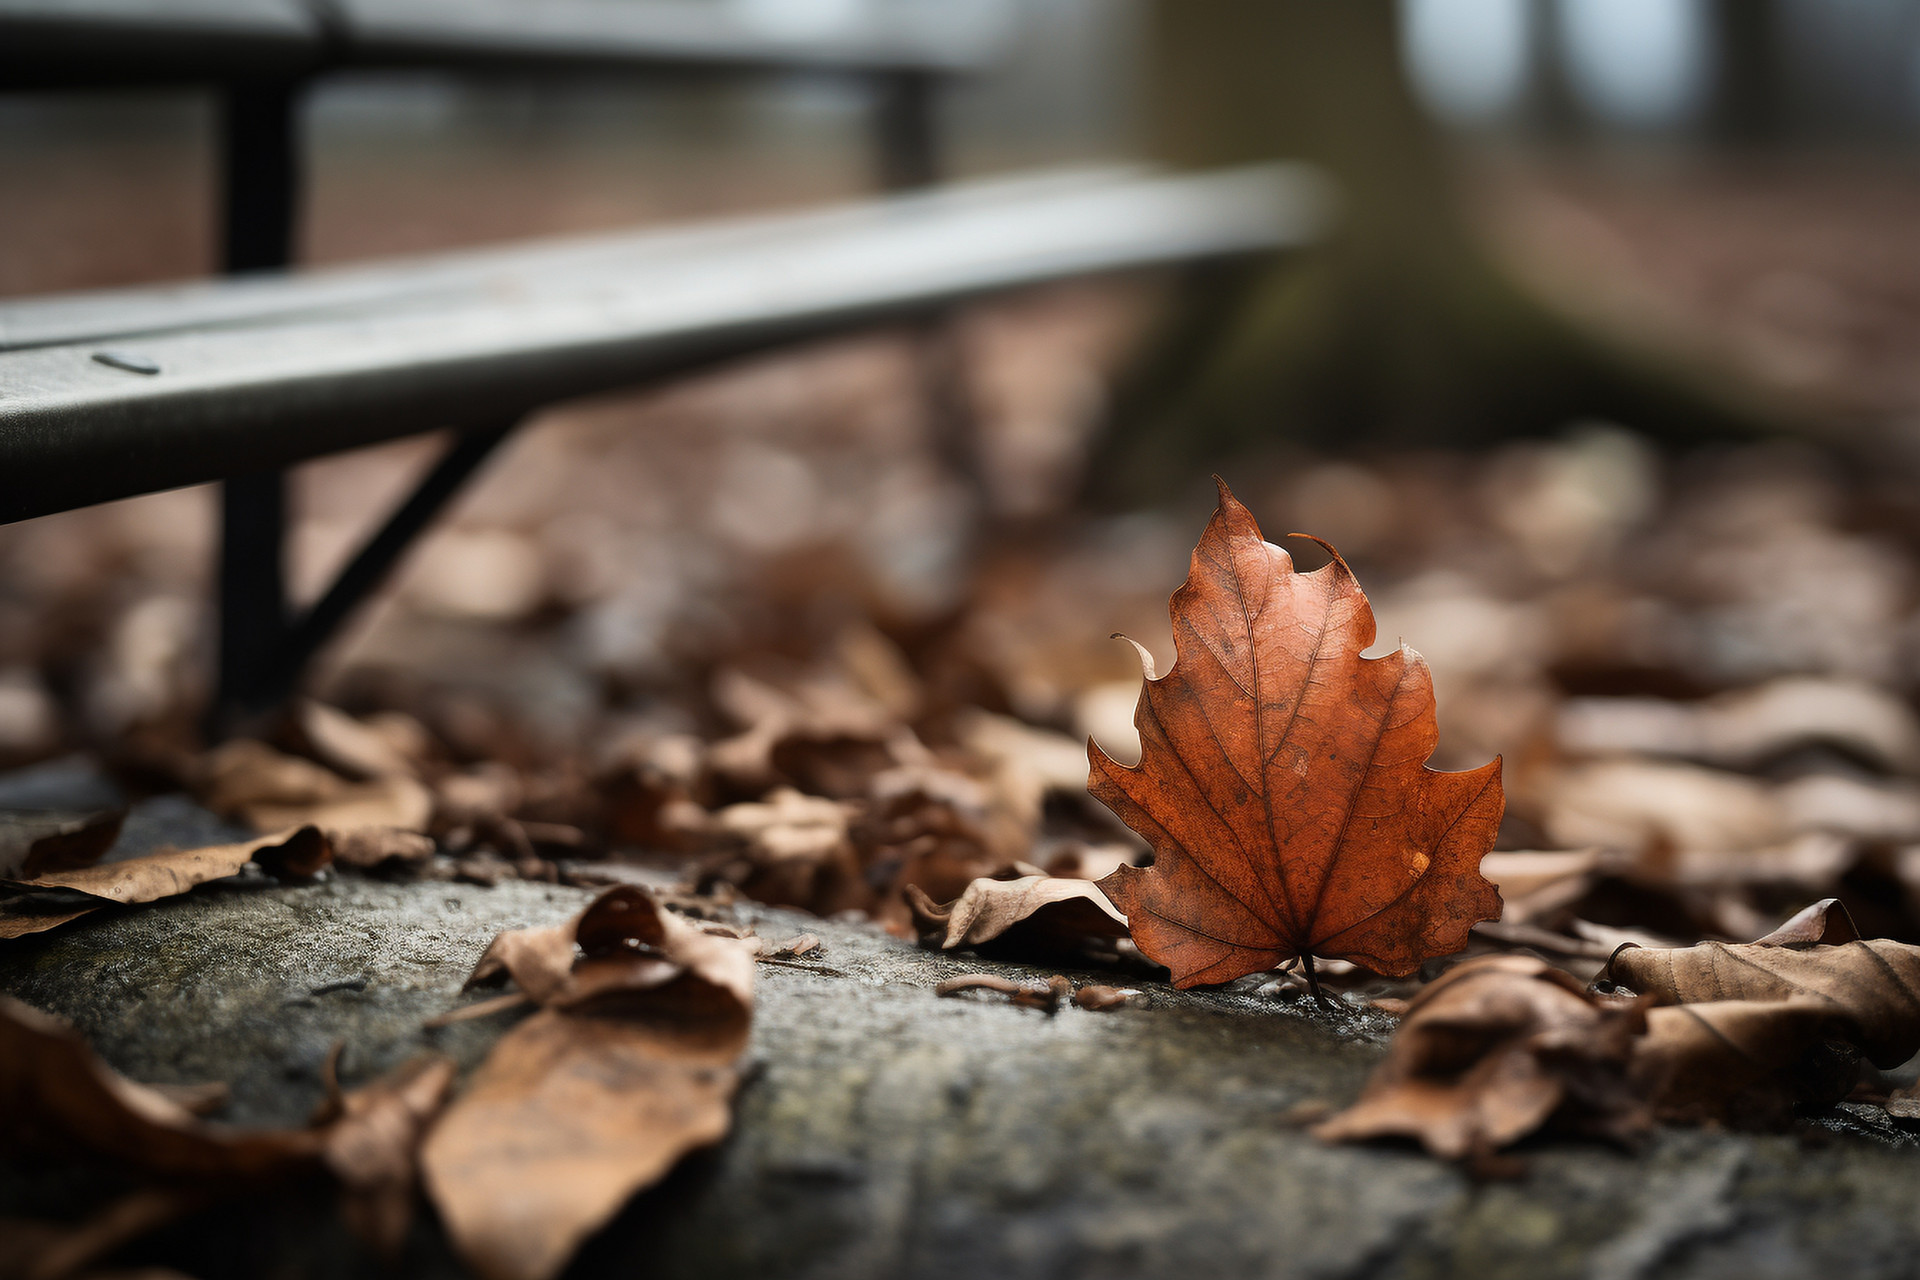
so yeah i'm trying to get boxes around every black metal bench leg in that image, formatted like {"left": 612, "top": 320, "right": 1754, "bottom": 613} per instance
{"left": 874, "top": 70, "right": 938, "bottom": 192}
{"left": 871, "top": 73, "right": 988, "bottom": 506}
{"left": 217, "top": 472, "right": 291, "bottom": 723}
{"left": 213, "top": 77, "right": 304, "bottom": 730}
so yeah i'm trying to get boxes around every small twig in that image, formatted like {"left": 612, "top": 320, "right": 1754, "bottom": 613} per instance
{"left": 936, "top": 973, "right": 1071, "bottom": 1013}
{"left": 757, "top": 958, "right": 848, "bottom": 976}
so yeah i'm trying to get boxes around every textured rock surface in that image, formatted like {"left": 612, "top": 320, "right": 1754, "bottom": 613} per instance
{"left": 6, "top": 872, "right": 1920, "bottom": 1279}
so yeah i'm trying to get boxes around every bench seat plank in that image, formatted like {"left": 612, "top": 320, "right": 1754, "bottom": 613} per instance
{"left": 0, "top": 168, "right": 1147, "bottom": 353}
{"left": 0, "top": 164, "right": 1328, "bottom": 523}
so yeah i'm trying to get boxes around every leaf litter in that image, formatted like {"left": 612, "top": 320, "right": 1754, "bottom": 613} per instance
{"left": 21, "top": 398, "right": 1920, "bottom": 1270}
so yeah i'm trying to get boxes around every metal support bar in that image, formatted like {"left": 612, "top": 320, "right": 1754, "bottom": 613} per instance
{"left": 263, "top": 420, "right": 519, "bottom": 705}
{"left": 216, "top": 469, "right": 289, "bottom": 715}
{"left": 219, "top": 80, "right": 301, "bottom": 274}
{"left": 871, "top": 70, "right": 987, "bottom": 507}
{"left": 215, "top": 78, "right": 303, "bottom": 729}
{"left": 872, "top": 70, "right": 938, "bottom": 193}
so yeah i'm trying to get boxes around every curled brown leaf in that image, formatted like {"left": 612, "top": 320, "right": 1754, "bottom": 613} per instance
{"left": 0, "top": 994, "right": 324, "bottom": 1179}
{"left": 1, "top": 827, "right": 331, "bottom": 938}
{"left": 1314, "top": 955, "right": 1649, "bottom": 1159}
{"left": 1607, "top": 899, "right": 1920, "bottom": 1122}
{"left": 423, "top": 885, "right": 755, "bottom": 1280}
{"left": 905, "top": 875, "right": 1128, "bottom": 960}
{"left": 320, "top": 1054, "right": 459, "bottom": 1259}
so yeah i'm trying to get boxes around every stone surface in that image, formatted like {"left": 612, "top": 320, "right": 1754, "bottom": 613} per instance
{"left": 5, "top": 872, "right": 1920, "bottom": 1279}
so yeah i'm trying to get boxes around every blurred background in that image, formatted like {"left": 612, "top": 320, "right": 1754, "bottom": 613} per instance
{"left": 12, "top": 0, "right": 1920, "bottom": 944}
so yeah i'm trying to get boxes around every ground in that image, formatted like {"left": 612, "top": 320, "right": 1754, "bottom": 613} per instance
{"left": 7, "top": 819, "right": 1920, "bottom": 1280}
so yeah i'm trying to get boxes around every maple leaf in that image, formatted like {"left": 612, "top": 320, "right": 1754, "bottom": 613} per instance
{"left": 1092, "top": 480, "right": 1504, "bottom": 986}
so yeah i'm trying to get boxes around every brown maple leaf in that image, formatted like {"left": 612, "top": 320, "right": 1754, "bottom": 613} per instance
{"left": 1092, "top": 480, "right": 1504, "bottom": 986}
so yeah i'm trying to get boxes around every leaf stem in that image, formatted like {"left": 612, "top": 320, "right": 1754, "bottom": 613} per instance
{"left": 1302, "top": 953, "right": 1322, "bottom": 1003}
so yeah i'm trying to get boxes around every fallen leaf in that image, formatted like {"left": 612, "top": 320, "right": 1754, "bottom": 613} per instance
{"left": 7, "top": 826, "right": 330, "bottom": 902}
{"left": 318, "top": 1053, "right": 459, "bottom": 1258}
{"left": 1608, "top": 900, "right": 1920, "bottom": 1122}
{"left": 850, "top": 770, "right": 1011, "bottom": 930}
{"left": 1313, "top": 955, "right": 1648, "bottom": 1158}
{"left": 596, "top": 732, "right": 707, "bottom": 852}
{"left": 1041, "top": 840, "right": 1144, "bottom": 882}
{"left": 1093, "top": 481, "right": 1504, "bottom": 985}
{"left": 701, "top": 787, "right": 861, "bottom": 914}
{"left": 0, "top": 902, "right": 101, "bottom": 941}
{"left": 422, "top": 1009, "right": 744, "bottom": 1280}
{"left": 1556, "top": 677, "right": 1920, "bottom": 776}
{"left": 705, "top": 666, "right": 923, "bottom": 800}
{"left": 0, "top": 1188, "right": 202, "bottom": 1280}
{"left": 0, "top": 994, "right": 324, "bottom": 1177}
{"left": 951, "top": 707, "right": 1094, "bottom": 836}
{"left": 423, "top": 885, "right": 755, "bottom": 1280}
{"left": 1073, "top": 984, "right": 1137, "bottom": 1010}
{"left": 329, "top": 826, "right": 436, "bottom": 872}
{"left": 1540, "top": 759, "right": 1788, "bottom": 859}
{"left": 1, "top": 808, "right": 125, "bottom": 879}
{"left": 1479, "top": 849, "right": 1602, "bottom": 926}
{"left": 905, "top": 875, "right": 1128, "bottom": 959}
{"left": 1, "top": 827, "right": 331, "bottom": 937}
{"left": 293, "top": 700, "right": 430, "bottom": 780}
{"left": 197, "top": 740, "right": 433, "bottom": 834}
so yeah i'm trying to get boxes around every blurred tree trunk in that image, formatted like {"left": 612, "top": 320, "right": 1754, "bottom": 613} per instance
{"left": 1086, "top": 0, "right": 1759, "bottom": 506}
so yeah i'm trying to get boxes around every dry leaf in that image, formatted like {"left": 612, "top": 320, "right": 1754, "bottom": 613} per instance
{"left": 1556, "top": 677, "right": 1920, "bottom": 776}
{"left": 596, "top": 732, "right": 706, "bottom": 852}
{"left": 702, "top": 787, "right": 861, "bottom": 914}
{"left": 329, "top": 826, "right": 436, "bottom": 872}
{"left": 905, "top": 874, "right": 1127, "bottom": 959}
{"left": 1608, "top": 900, "right": 1920, "bottom": 1122}
{"left": 0, "top": 994, "right": 324, "bottom": 1178}
{"left": 422, "top": 1009, "right": 744, "bottom": 1280}
{"left": 1540, "top": 759, "right": 1787, "bottom": 859}
{"left": 1093, "top": 481, "right": 1504, "bottom": 985}
{"left": 705, "top": 666, "right": 923, "bottom": 800}
{"left": 423, "top": 885, "right": 755, "bottom": 1280}
{"left": 770, "top": 933, "right": 820, "bottom": 958}
{"left": 951, "top": 707, "right": 1093, "bottom": 836}
{"left": 0, "top": 1188, "right": 202, "bottom": 1280}
{"left": 197, "top": 739, "right": 433, "bottom": 834}
{"left": 1313, "top": 955, "right": 1648, "bottom": 1159}
{"left": 7, "top": 826, "right": 329, "bottom": 900}
{"left": 1479, "top": 849, "right": 1602, "bottom": 926}
{"left": 293, "top": 700, "right": 429, "bottom": 780}
{"left": 1, "top": 827, "right": 330, "bottom": 937}
{"left": 1, "top": 809, "right": 125, "bottom": 880}
{"left": 1073, "top": 984, "right": 1137, "bottom": 1010}
{"left": 318, "top": 1053, "right": 458, "bottom": 1258}
{"left": 850, "top": 771, "right": 1010, "bottom": 930}
{"left": 0, "top": 902, "right": 101, "bottom": 941}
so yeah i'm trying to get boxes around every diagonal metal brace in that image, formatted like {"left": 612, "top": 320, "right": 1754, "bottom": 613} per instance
{"left": 214, "top": 418, "right": 518, "bottom": 729}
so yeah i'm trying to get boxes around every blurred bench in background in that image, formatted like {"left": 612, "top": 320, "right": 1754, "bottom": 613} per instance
{"left": 0, "top": 0, "right": 1330, "bottom": 725}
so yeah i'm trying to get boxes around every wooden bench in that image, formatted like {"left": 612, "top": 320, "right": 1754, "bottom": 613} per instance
{"left": 0, "top": 2, "right": 1330, "bottom": 723}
